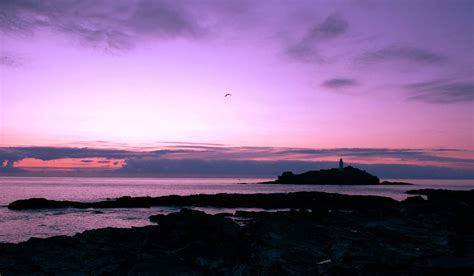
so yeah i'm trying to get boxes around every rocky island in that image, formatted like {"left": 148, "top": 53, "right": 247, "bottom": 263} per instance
{"left": 263, "top": 159, "right": 412, "bottom": 185}
{"left": 1, "top": 189, "right": 473, "bottom": 274}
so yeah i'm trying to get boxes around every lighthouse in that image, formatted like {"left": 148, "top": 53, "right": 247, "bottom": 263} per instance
{"left": 339, "top": 158, "right": 344, "bottom": 171}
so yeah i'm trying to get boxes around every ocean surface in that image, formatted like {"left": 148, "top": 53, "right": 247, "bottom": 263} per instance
{"left": 0, "top": 177, "right": 473, "bottom": 243}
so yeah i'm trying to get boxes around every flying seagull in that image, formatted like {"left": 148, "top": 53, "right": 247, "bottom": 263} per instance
{"left": 224, "top": 93, "right": 232, "bottom": 97}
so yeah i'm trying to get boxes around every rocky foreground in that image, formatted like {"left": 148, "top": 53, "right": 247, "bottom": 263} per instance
{"left": 1, "top": 189, "right": 473, "bottom": 275}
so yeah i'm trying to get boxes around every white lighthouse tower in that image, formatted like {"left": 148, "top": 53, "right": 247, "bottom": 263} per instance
{"left": 339, "top": 158, "right": 344, "bottom": 171}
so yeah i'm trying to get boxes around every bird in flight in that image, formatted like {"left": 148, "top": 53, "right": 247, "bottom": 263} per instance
{"left": 224, "top": 93, "right": 232, "bottom": 97}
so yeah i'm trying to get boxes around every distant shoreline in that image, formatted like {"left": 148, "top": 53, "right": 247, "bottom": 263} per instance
{"left": 1, "top": 175, "right": 473, "bottom": 180}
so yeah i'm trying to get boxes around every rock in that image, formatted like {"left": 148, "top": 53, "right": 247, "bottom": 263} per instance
{"left": 266, "top": 166, "right": 380, "bottom": 185}
{"left": 406, "top": 189, "right": 474, "bottom": 207}
{"left": 1, "top": 191, "right": 474, "bottom": 274}
{"left": 148, "top": 213, "right": 166, "bottom": 223}
{"left": 381, "top": 181, "right": 413, "bottom": 185}
{"left": 8, "top": 198, "right": 83, "bottom": 210}
{"left": 402, "top": 195, "right": 426, "bottom": 204}
{"left": 8, "top": 191, "right": 399, "bottom": 210}
{"left": 214, "top": 212, "right": 233, "bottom": 217}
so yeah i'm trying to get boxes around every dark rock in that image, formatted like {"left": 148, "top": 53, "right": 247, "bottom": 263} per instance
{"left": 402, "top": 195, "right": 426, "bottom": 204}
{"left": 1, "top": 190, "right": 474, "bottom": 274}
{"left": 148, "top": 213, "right": 166, "bottom": 223}
{"left": 7, "top": 198, "right": 82, "bottom": 210}
{"left": 381, "top": 181, "right": 414, "bottom": 185}
{"left": 214, "top": 212, "right": 233, "bottom": 217}
{"left": 267, "top": 166, "right": 380, "bottom": 185}
{"left": 407, "top": 189, "right": 474, "bottom": 207}
{"left": 8, "top": 191, "right": 399, "bottom": 210}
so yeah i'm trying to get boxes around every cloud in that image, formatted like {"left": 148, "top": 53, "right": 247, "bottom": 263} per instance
{"left": 0, "top": 147, "right": 195, "bottom": 166}
{"left": 310, "top": 14, "right": 348, "bottom": 40}
{"left": 276, "top": 148, "right": 474, "bottom": 164}
{"left": 285, "top": 14, "right": 348, "bottom": 62}
{"left": 0, "top": 0, "right": 206, "bottom": 50}
{"left": 0, "top": 145, "right": 472, "bottom": 178}
{"left": 405, "top": 80, "right": 474, "bottom": 103}
{"left": 322, "top": 78, "right": 358, "bottom": 89}
{"left": 360, "top": 47, "right": 446, "bottom": 65}
{"left": 117, "top": 158, "right": 473, "bottom": 179}
{"left": 1, "top": 145, "right": 472, "bottom": 165}
{"left": 80, "top": 160, "right": 94, "bottom": 163}
{"left": 0, "top": 54, "right": 21, "bottom": 66}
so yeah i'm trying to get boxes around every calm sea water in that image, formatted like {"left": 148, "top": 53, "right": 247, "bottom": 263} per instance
{"left": 0, "top": 177, "right": 472, "bottom": 243}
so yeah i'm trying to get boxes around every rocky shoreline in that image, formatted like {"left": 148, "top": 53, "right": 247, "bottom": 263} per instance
{"left": 8, "top": 191, "right": 400, "bottom": 210}
{"left": 1, "top": 189, "right": 473, "bottom": 274}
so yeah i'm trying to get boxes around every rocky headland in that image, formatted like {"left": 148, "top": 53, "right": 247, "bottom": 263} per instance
{"left": 1, "top": 189, "right": 473, "bottom": 274}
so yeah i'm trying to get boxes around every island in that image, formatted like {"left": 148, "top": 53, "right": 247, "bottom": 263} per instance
{"left": 261, "top": 159, "right": 413, "bottom": 185}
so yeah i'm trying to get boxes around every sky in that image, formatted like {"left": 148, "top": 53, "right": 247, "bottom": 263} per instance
{"left": 0, "top": 0, "right": 473, "bottom": 178}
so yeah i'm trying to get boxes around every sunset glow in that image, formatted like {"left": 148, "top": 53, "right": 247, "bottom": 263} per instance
{"left": 0, "top": 0, "right": 472, "bottom": 178}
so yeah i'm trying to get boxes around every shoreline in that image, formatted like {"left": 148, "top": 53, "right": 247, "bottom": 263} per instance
{"left": 8, "top": 190, "right": 401, "bottom": 210}
{"left": 0, "top": 189, "right": 473, "bottom": 274}
{"left": 8, "top": 188, "right": 472, "bottom": 211}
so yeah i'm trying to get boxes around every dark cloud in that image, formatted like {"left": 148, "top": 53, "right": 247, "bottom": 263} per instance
{"left": 285, "top": 14, "right": 348, "bottom": 62}
{"left": 0, "top": 0, "right": 205, "bottom": 50}
{"left": 276, "top": 148, "right": 474, "bottom": 164}
{"left": 80, "top": 160, "right": 94, "bottom": 163}
{"left": 1, "top": 146, "right": 472, "bottom": 165}
{"left": 0, "top": 147, "right": 195, "bottom": 166}
{"left": 310, "top": 14, "right": 348, "bottom": 40}
{"left": 360, "top": 47, "right": 446, "bottom": 65}
{"left": 0, "top": 54, "right": 21, "bottom": 66}
{"left": 0, "top": 147, "right": 132, "bottom": 161}
{"left": 160, "top": 141, "right": 226, "bottom": 146}
{"left": 405, "top": 80, "right": 474, "bottom": 103}
{"left": 322, "top": 78, "right": 357, "bottom": 89}
{"left": 0, "top": 147, "right": 474, "bottom": 177}
{"left": 0, "top": 160, "right": 25, "bottom": 173}
{"left": 118, "top": 158, "right": 473, "bottom": 179}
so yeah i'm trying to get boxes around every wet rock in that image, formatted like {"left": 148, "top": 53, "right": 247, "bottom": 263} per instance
{"left": 402, "top": 195, "right": 426, "bottom": 204}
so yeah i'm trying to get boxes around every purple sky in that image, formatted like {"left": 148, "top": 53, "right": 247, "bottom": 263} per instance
{"left": 0, "top": 0, "right": 473, "bottom": 177}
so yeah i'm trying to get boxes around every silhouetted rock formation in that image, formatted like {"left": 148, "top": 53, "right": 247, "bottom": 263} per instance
{"left": 266, "top": 166, "right": 380, "bottom": 184}
{"left": 1, "top": 189, "right": 473, "bottom": 274}
{"left": 380, "top": 180, "right": 413, "bottom": 185}
{"left": 8, "top": 191, "right": 399, "bottom": 210}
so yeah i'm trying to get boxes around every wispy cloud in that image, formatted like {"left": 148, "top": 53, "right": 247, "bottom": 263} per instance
{"left": 285, "top": 14, "right": 348, "bottom": 63}
{"left": 1, "top": 145, "right": 472, "bottom": 165}
{"left": 359, "top": 47, "right": 447, "bottom": 65}
{"left": 405, "top": 80, "right": 474, "bottom": 103}
{"left": 0, "top": 54, "right": 21, "bottom": 67}
{"left": 0, "top": 0, "right": 207, "bottom": 50}
{"left": 321, "top": 78, "right": 358, "bottom": 89}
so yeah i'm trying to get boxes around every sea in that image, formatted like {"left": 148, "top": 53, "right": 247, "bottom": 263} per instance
{"left": 0, "top": 177, "right": 472, "bottom": 243}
